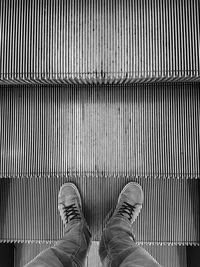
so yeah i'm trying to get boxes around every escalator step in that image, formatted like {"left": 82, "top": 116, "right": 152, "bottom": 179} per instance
{"left": 0, "top": 0, "right": 199, "bottom": 84}
{"left": 14, "top": 242, "right": 187, "bottom": 267}
{"left": 0, "top": 177, "right": 199, "bottom": 244}
{"left": 0, "top": 84, "right": 199, "bottom": 178}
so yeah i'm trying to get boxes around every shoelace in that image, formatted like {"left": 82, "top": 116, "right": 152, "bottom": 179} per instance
{"left": 63, "top": 204, "right": 81, "bottom": 223}
{"left": 117, "top": 201, "right": 136, "bottom": 222}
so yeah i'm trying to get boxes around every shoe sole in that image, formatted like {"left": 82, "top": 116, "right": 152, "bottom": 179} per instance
{"left": 117, "top": 182, "right": 144, "bottom": 205}
{"left": 58, "top": 182, "right": 82, "bottom": 208}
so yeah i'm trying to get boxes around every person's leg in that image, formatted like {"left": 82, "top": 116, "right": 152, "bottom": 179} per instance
{"left": 99, "top": 182, "right": 162, "bottom": 267}
{"left": 25, "top": 183, "right": 92, "bottom": 267}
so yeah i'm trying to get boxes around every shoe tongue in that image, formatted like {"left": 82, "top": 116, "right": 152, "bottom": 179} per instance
{"left": 121, "top": 212, "right": 132, "bottom": 221}
{"left": 117, "top": 202, "right": 141, "bottom": 222}
{"left": 65, "top": 204, "right": 81, "bottom": 222}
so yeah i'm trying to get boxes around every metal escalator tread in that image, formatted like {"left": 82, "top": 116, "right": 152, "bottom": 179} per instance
{"left": 0, "top": 84, "right": 199, "bottom": 178}
{"left": 0, "top": 177, "right": 199, "bottom": 244}
{"left": 14, "top": 242, "right": 187, "bottom": 267}
{"left": 0, "top": 0, "right": 200, "bottom": 84}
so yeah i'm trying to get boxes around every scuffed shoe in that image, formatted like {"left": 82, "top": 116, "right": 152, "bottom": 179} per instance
{"left": 108, "top": 182, "right": 144, "bottom": 226}
{"left": 58, "top": 183, "right": 84, "bottom": 227}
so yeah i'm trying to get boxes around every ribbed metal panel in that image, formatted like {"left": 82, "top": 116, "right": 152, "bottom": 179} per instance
{"left": 0, "top": 0, "right": 199, "bottom": 84}
{"left": 14, "top": 243, "right": 53, "bottom": 267}
{"left": 0, "top": 84, "right": 199, "bottom": 178}
{"left": 142, "top": 245, "right": 187, "bottom": 267}
{"left": 14, "top": 242, "right": 187, "bottom": 267}
{"left": 0, "top": 177, "right": 199, "bottom": 244}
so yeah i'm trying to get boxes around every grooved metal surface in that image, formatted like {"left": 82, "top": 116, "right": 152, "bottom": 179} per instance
{"left": 0, "top": 84, "right": 199, "bottom": 178}
{"left": 15, "top": 243, "right": 53, "bottom": 267}
{"left": 0, "top": 0, "right": 199, "bottom": 84}
{"left": 14, "top": 242, "right": 187, "bottom": 267}
{"left": 0, "top": 177, "right": 199, "bottom": 244}
{"left": 142, "top": 245, "right": 187, "bottom": 267}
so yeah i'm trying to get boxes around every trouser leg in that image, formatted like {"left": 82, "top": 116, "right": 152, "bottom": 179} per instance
{"left": 25, "top": 220, "right": 91, "bottom": 267}
{"left": 99, "top": 218, "right": 162, "bottom": 267}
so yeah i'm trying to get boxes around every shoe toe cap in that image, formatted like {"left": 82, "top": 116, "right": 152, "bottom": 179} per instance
{"left": 120, "top": 182, "right": 144, "bottom": 205}
{"left": 58, "top": 183, "right": 82, "bottom": 207}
